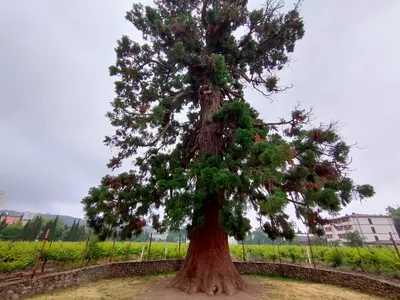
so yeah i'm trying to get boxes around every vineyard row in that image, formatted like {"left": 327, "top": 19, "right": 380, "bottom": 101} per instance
{"left": 0, "top": 241, "right": 399, "bottom": 278}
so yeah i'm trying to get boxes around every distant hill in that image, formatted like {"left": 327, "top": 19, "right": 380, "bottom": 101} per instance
{"left": 0, "top": 209, "right": 85, "bottom": 226}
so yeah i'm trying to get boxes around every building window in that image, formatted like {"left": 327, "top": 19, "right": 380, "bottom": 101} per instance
{"left": 371, "top": 227, "right": 376, "bottom": 233}
{"left": 368, "top": 218, "right": 373, "bottom": 225}
{"left": 374, "top": 236, "right": 379, "bottom": 241}
{"left": 344, "top": 225, "right": 352, "bottom": 230}
{"left": 326, "top": 234, "right": 333, "bottom": 239}
{"left": 338, "top": 234, "right": 343, "bottom": 239}
{"left": 325, "top": 227, "right": 331, "bottom": 232}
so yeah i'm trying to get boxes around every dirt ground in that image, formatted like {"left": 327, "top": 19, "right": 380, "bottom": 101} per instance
{"left": 30, "top": 274, "right": 385, "bottom": 300}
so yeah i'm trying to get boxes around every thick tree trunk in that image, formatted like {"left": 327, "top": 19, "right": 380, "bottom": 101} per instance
{"left": 170, "top": 196, "right": 246, "bottom": 295}
{"left": 170, "top": 86, "right": 246, "bottom": 295}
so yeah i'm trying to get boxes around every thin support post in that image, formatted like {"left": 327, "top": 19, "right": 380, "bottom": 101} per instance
{"left": 110, "top": 231, "right": 116, "bottom": 263}
{"left": 178, "top": 234, "right": 182, "bottom": 257}
{"left": 242, "top": 240, "right": 246, "bottom": 262}
{"left": 165, "top": 243, "right": 168, "bottom": 259}
{"left": 306, "top": 233, "right": 316, "bottom": 268}
{"left": 356, "top": 246, "right": 366, "bottom": 273}
{"left": 277, "top": 242, "right": 282, "bottom": 264}
{"left": 31, "top": 228, "right": 50, "bottom": 279}
{"left": 306, "top": 246, "right": 311, "bottom": 266}
{"left": 81, "top": 229, "right": 91, "bottom": 267}
{"left": 389, "top": 232, "right": 400, "bottom": 260}
{"left": 147, "top": 233, "right": 153, "bottom": 261}
{"left": 140, "top": 245, "right": 146, "bottom": 261}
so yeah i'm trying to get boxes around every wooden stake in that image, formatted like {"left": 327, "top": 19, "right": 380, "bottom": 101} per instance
{"left": 277, "top": 242, "right": 282, "bottom": 264}
{"left": 31, "top": 228, "right": 50, "bottom": 279}
{"left": 356, "top": 246, "right": 366, "bottom": 273}
{"left": 110, "top": 231, "right": 116, "bottom": 263}
{"left": 178, "top": 234, "right": 182, "bottom": 257}
{"left": 140, "top": 245, "right": 145, "bottom": 261}
{"left": 306, "top": 233, "right": 316, "bottom": 268}
{"left": 81, "top": 229, "right": 91, "bottom": 267}
{"left": 389, "top": 232, "right": 400, "bottom": 260}
{"left": 147, "top": 233, "right": 153, "bottom": 261}
{"left": 242, "top": 240, "right": 246, "bottom": 262}
{"left": 306, "top": 246, "right": 311, "bottom": 265}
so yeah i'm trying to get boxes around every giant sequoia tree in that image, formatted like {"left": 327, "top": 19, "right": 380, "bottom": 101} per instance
{"left": 82, "top": 0, "right": 374, "bottom": 295}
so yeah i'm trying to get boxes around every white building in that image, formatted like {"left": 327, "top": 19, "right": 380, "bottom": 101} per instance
{"left": 324, "top": 213, "right": 400, "bottom": 245}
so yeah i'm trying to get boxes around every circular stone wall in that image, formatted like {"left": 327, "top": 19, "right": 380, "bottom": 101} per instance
{"left": 0, "top": 260, "right": 398, "bottom": 299}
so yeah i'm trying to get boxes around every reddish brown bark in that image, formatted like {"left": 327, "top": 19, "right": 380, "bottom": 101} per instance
{"left": 170, "top": 86, "right": 246, "bottom": 295}
{"left": 170, "top": 196, "right": 246, "bottom": 295}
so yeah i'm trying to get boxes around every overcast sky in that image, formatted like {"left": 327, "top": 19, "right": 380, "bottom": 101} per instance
{"left": 1, "top": 1, "right": 399, "bottom": 228}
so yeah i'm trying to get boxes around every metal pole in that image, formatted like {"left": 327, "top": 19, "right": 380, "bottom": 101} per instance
{"left": 389, "top": 232, "right": 400, "bottom": 260}
{"left": 147, "top": 233, "right": 153, "bottom": 261}
{"left": 31, "top": 228, "right": 50, "bottom": 279}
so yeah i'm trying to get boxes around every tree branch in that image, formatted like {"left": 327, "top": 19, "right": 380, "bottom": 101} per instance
{"left": 138, "top": 123, "right": 171, "bottom": 147}
{"left": 201, "top": 0, "right": 209, "bottom": 27}
{"left": 223, "top": 87, "right": 244, "bottom": 99}
{"left": 253, "top": 106, "right": 312, "bottom": 128}
{"left": 229, "top": 67, "right": 252, "bottom": 83}
{"left": 135, "top": 89, "right": 194, "bottom": 148}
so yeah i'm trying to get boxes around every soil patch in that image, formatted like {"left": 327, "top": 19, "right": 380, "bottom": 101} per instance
{"left": 29, "top": 274, "right": 385, "bottom": 300}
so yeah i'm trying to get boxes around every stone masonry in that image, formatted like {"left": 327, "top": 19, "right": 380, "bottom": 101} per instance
{"left": 0, "top": 260, "right": 399, "bottom": 299}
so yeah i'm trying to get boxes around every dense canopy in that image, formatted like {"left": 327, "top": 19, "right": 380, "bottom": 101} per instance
{"left": 82, "top": 0, "right": 374, "bottom": 295}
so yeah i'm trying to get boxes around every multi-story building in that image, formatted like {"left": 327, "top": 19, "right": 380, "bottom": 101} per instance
{"left": 324, "top": 213, "right": 400, "bottom": 245}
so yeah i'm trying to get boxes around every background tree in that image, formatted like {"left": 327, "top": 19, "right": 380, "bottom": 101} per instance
{"left": 0, "top": 221, "right": 23, "bottom": 241}
{"left": 64, "top": 220, "right": 88, "bottom": 241}
{"left": 130, "top": 230, "right": 151, "bottom": 242}
{"left": 82, "top": 0, "right": 374, "bottom": 295}
{"left": 244, "top": 228, "right": 272, "bottom": 245}
{"left": 38, "top": 216, "right": 66, "bottom": 241}
{"left": 22, "top": 215, "right": 44, "bottom": 241}
{"left": 386, "top": 205, "right": 400, "bottom": 235}
{"left": 166, "top": 228, "right": 187, "bottom": 242}
{"left": 342, "top": 231, "right": 365, "bottom": 247}
{"left": 0, "top": 218, "right": 7, "bottom": 232}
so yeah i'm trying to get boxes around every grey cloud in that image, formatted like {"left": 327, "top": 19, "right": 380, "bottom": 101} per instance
{"left": 0, "top": 0, "right": 399, "bottom": 224}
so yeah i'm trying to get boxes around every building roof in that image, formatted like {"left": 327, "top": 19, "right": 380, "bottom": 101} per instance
{"left": 365, "top": 240, "right": 400, "bottom": 246}
{"left": 0, "top": 216, "right": 27, "bottom": 225}
{"left": 330, "top": 213, "right": 391, "bottom": 221}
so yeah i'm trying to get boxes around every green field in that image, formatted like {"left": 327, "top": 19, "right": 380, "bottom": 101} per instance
{"left": 0, "top": 241, "right": 399, "bottom": 278}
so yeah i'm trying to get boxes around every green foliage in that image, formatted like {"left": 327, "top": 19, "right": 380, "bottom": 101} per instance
{"left": 82, "top": 0, "right": 375, "bottom": 246}
{"left": 244, "top": 229, "right": 273, "bottom": 245}
{"left": 0, "top": 221, "right": 23, "bottom": 241}
{"left": 342, "top": 231, "right": 366, "bottom": 247}
{"left": 386, "top": 205, "right": 400, "bottom": 234}
{"left": 1, "top": 241, "right": 399, "bottom": 278}
{"left": 211, "top": 54, "right": 232, "bottom": 87}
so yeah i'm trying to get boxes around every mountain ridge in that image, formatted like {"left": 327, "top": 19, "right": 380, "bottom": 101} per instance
{"left": 0, "top": 209, "right": 85, "bottom": 226}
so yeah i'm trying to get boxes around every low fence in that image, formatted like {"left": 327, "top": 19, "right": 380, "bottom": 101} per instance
{"left": 1, "top": 260, "right": 399, "bottom": 300}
